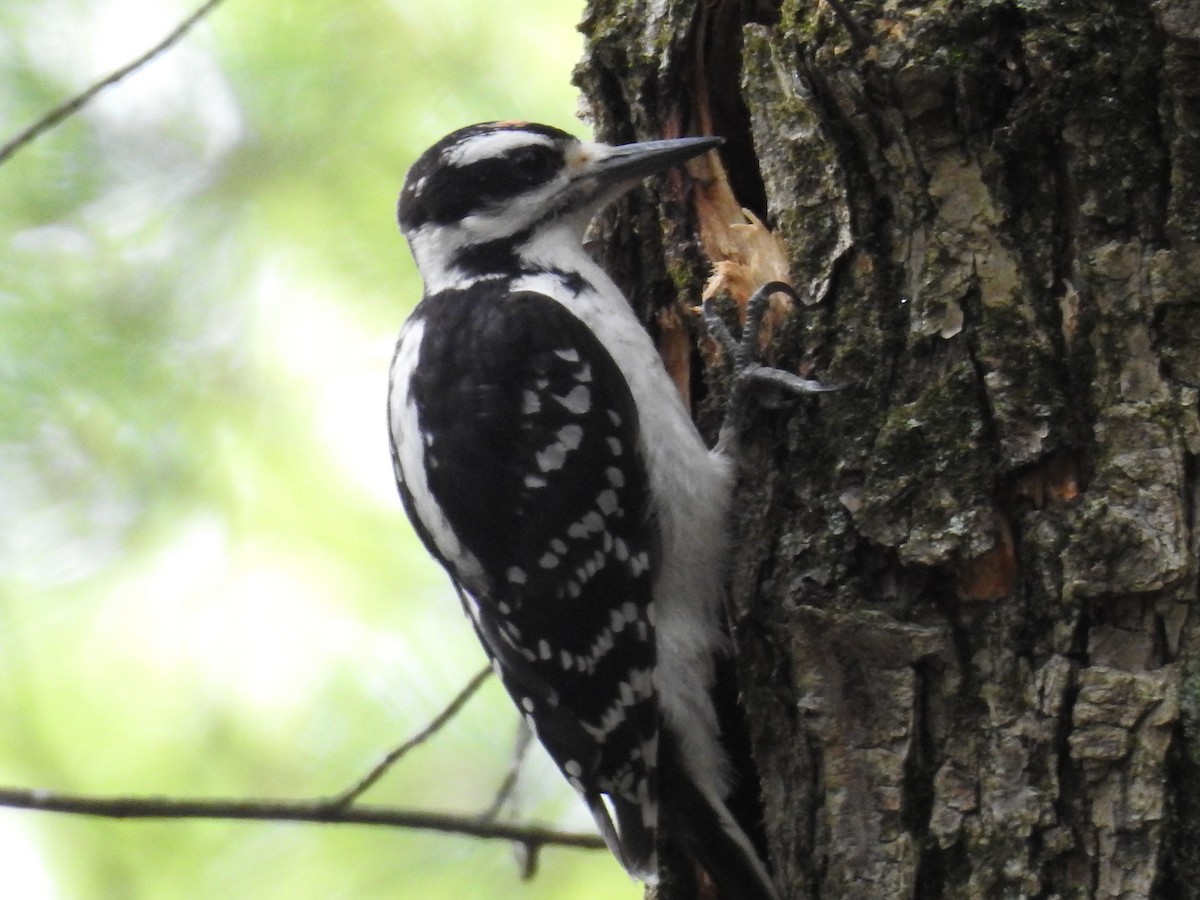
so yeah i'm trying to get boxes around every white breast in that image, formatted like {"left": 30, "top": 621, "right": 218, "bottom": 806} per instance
{"left": 513, "top": 232, "right": 737, "bottom": 798}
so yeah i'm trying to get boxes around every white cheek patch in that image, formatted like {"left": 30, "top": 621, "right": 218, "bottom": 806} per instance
{"left": 406, "top": 225, "right": 477, "bottom": 294}
{"left": 460, "top": 186, "right": 563, "bottom": 241}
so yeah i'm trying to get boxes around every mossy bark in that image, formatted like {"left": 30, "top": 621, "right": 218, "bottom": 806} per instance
{"left": 578, "top": 1, "right": 1200, "bottom": 897}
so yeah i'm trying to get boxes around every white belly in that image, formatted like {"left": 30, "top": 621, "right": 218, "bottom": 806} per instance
{"left": 513, "top": 257, "right": 736, "bottom": 797}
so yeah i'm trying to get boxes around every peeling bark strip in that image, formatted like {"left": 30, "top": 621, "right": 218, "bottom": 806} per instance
{"left": 578, "top": 1, "right": 1200, "bottom": 898}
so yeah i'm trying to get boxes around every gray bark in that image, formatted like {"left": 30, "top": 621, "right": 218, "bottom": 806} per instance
{"left": 577, "top": 2, "right": 1200, "bottom": 897}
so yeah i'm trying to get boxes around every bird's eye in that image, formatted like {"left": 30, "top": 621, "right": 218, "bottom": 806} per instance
{"left": 509, "top": 146, "right": 557, "bottom": 179}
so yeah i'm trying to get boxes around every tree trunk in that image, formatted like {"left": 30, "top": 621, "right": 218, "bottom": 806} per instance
{"left": 577, "top": 2, "right": 1200, "bottom": 897}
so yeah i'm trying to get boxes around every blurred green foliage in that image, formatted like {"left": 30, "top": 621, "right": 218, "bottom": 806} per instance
{"left": 0, "top": 0, "right": 638, "bottom": 896}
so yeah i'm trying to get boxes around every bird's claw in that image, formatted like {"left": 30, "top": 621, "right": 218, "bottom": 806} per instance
{"left": 703, "top": 281, "right": 840, "bottom": 446}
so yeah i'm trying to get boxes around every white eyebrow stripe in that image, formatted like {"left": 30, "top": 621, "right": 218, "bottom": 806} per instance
{"left": 447, "top": 131, "right": 557, "bottom": 167}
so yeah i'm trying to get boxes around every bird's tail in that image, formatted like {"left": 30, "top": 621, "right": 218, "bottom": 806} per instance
{"left": 583, "top": 790, "right": 658, "bottom": 883}
{"left": 660, "top": 735, "right": 780, "bottom": 900}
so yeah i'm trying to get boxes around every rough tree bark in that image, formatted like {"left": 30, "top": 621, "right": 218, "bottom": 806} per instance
{"left": 576, "top": 1, "right": 1200, "bottom": 898}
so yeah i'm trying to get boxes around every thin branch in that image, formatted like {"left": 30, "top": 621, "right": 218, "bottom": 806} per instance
{"left": 328, "top": 664, "right": 493, "bottom": 809}
{"left": 0, "top": 0, "right": 229, "bottom": 166}
{"left": 479, "top": 717, "right": 534, "bottom": 823}
{"left": 0, "top": 786, "right": 605, "bottom": 851}
{"left": 0, "top": 666, "right": 602, "bottom": 858}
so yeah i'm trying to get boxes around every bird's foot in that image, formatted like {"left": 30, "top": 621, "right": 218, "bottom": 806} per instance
{"left": 702, "top": 281, "right": 840, "bottom": 450}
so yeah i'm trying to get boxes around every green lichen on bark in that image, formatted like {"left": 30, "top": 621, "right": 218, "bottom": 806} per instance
{"left": 731, "top": 2, "right": 1196, "bottom": 897}
{"left": 855, "top": 363, "right": 998, "bottom": 563}
{"left": 740, "top": 25, "right": 852, "bottom": 302}
{"left": 579, "top": 0, "right": 1200, "bottom": 896}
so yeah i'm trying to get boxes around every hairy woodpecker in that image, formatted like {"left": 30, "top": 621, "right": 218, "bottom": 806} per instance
{"left": 389, "top": 121, "right": 779, "bottom": 900}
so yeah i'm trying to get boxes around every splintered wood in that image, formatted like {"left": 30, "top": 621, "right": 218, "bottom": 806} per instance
{"left": 689, "top": 150, "right": 794, "bottom": 345}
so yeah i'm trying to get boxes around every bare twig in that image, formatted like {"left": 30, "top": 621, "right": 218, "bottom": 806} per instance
{"left": 0, "top": 0, "right": 229, "bottom": 166}
{"left": 0, "top": 665, "right": 603, "bottom": 859}
{"left": 328, "top": 664, "right": 493, "bottom": 809}
{"left": 0, "top": 786, "right": 605, "bottom": 851}
{"left": 479, "top": 717, "right": 534, "bottom": 823}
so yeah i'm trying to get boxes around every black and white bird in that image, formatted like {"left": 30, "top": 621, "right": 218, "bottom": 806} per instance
{"left": 388, "top": 121, "right": 780, "bottom": 900}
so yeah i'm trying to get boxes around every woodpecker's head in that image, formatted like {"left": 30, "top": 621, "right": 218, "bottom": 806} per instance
{"left": 398, "top": 121, "right": 722, "bottom": 290}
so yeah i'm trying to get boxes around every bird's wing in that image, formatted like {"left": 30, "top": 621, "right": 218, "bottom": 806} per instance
{"left": 389, "top": 286, "right": 660, "bottom": 874}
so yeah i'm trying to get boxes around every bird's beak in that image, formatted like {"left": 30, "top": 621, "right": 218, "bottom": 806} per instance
{"left": 570, "top": 134, "right": 724, "bottom": 205}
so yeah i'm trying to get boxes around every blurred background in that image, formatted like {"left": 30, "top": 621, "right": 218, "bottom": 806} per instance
{"left": 0, "top": 0, "right": 639, "bottom": 896}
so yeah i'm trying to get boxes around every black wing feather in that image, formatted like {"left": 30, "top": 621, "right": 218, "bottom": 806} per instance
{"left": 393, "top": 285, "right": 659, "bottom": 871}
